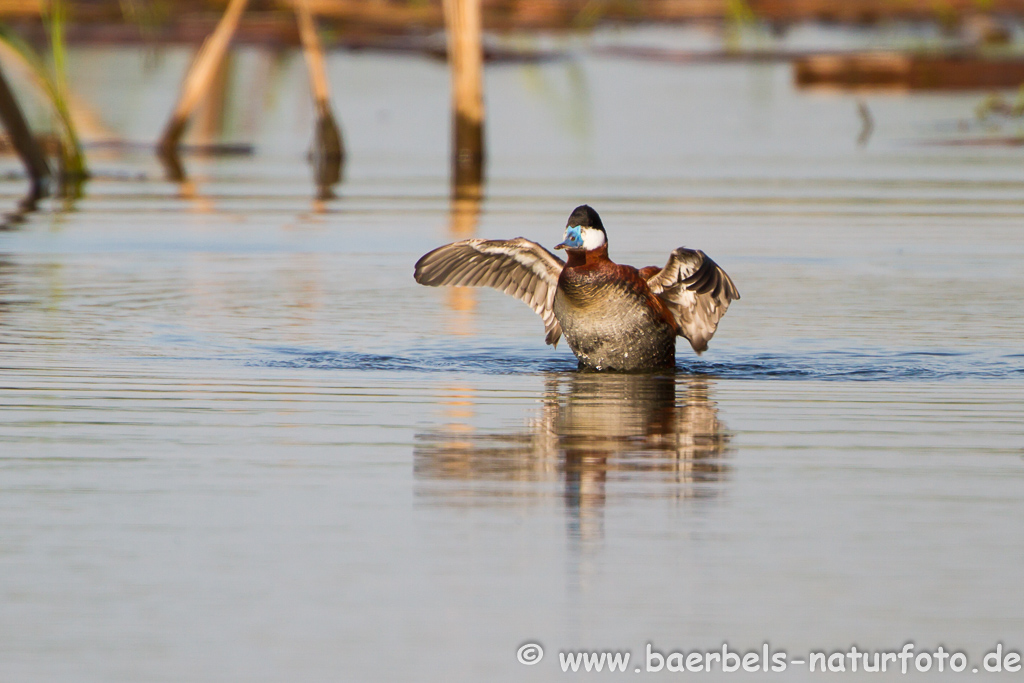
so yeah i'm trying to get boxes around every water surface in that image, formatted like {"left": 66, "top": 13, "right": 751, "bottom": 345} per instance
{"left": 1, "top": 32, "right": 1023, "bottom": 681}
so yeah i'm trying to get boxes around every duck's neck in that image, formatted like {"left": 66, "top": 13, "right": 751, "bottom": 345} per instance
{"left": 565, "top": 244, "right": 610, "bottom": 267}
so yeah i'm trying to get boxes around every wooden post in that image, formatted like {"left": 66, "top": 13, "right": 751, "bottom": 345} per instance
{"left": 157, "top": 0, "right": 249, "bottom": 159}
{"left": 443, "top": 0, "right": 484, "bottom": 197}
{"left": 0, "top": 61, "right": 50, "bottom": 197}
{"left": 295, "top": 0, "right": 344, "bottom": 196}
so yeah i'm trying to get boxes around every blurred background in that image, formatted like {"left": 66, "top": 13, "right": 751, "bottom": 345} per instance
{"left": 5, "top": 0, "right": 1024, "bottom": 199}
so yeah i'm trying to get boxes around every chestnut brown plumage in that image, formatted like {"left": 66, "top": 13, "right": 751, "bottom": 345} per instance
{"left": 414, "top": 206, "right": 739, "bottom": 371}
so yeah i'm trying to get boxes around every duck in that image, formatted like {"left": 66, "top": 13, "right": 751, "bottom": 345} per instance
{"left": 414, "top": 205, "right": 739, "bottom": 371}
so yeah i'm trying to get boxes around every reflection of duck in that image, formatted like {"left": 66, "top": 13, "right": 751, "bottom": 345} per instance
{"left": 414, "top": 205, "right": 739, "bottom": 371}
{"left": 414, "top": 374, "right": 731, "bottom": 539}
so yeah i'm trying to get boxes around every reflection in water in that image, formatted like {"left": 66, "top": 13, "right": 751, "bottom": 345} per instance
{"left": 311, "top": 107, "right": 345, "bottom": 200}
{"left": 158, "top": 146, "right": 187, "bottom": 183}
{"left": 444, "top": 194, "right": 481, "bottom": 336}
{"left": 415, "top": 374, "right": 731, "bottom": 543}
{"left": 1, "top": 190, "right": 43, "bottom": 230}
{"left": 0, "top": 257, "right": 13, "bottom": 322}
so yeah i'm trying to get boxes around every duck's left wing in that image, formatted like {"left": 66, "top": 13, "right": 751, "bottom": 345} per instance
{"left": 645, "top": 247, "right": 740, "bottom": 354}
{"left": 414, "top": 238, "right": 565, "bottom": 346}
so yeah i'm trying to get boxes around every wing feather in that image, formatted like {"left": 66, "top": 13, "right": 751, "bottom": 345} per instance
{"left": 646, "top": 247, "right": 740, "bottom": 354}
{"left": 414, "top": 238, "right": 565, "bottom": 346}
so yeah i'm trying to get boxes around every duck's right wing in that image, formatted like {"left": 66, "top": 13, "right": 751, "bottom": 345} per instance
{"left": 414, "top": 238, "right": 565, "bottom": 346}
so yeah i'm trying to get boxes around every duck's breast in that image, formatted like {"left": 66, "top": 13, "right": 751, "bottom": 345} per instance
{"left": 554, "top": 264, "right": 675, "bottom": 370}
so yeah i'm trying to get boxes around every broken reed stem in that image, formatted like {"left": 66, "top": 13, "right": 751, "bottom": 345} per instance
{"left": 296, "top": 0, "right": 330, "bottom": 111}
{"left": 0, "top": 61, "right": 51, "bottom": 196}
{"left": 157, "top": 0, "right": 249, "bottom": 155}
{"left": 295, "top": 0, "right": 344, "bottom": 167}
{"left": 443, "top": 0, "right": 484, "bottom": 195}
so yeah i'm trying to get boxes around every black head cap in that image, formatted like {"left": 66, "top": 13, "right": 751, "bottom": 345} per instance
{"left": 567, "top": 205, "right": 605, "bottom": 232}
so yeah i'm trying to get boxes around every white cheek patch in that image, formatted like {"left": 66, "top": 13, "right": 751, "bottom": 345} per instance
{"left": 581, "top": 227, "right": 606, "bottom": 250}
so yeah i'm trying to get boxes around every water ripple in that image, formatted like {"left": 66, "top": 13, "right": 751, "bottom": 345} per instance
{"left": 253, "top": 346, "right": 1024, "bottom": 381}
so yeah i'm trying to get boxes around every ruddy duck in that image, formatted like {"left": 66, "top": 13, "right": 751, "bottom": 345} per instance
{"left": 414, "top": 205, "right": 739, "bottom": 371}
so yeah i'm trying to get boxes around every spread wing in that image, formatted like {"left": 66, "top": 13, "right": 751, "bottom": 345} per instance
{"left": 645, "top": 248, "right": 740, "bottom": 354}
{"left": 414, "top": 238, "right": 565, "bottom": 346}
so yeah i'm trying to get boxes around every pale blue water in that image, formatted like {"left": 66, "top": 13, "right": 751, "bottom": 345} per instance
{"left": 1, "top": 29, "right": 1023, "bottom": 681}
